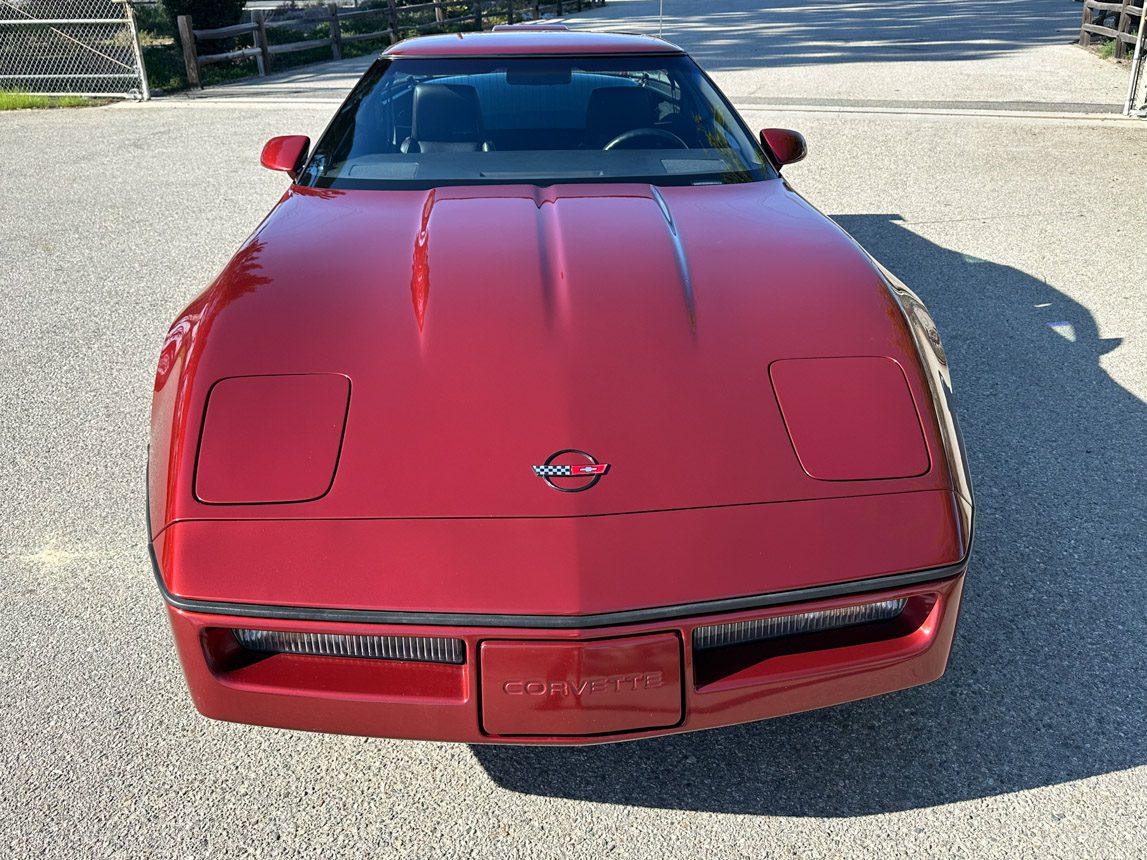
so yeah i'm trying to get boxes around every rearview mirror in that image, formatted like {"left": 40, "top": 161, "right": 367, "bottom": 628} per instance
{"left": 759, "top": 128, "right": 807, "bottom": 167}
{"left": 261, "top": 135, "right": 310, "bottom": 179}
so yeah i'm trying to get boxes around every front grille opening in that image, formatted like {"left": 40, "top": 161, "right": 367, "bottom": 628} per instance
{"left": 231, "top": 629, "right": 466, "bottom": 664}
{"left": 692, "top": 595, "right": 933, "bottom": 690}
{"left": 199, "top": 628, "right": 468, "bottom": 701}
{"left": 694, "top": 598, "right": 908, "bottom": 650}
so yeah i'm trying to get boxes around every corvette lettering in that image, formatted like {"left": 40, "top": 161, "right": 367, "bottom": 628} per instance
{"left": 502, "top": 672, "right": 664, "bottom": 696}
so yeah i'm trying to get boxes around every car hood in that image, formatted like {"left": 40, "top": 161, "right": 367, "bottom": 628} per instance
{"left": 152, "top": 180, "right": 950, "bottom": 525}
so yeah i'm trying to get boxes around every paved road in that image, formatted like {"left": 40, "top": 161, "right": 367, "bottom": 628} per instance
{"left": 564, "top": 0, "right": 1133, "bottom": 108}
{"left": 193, "top": 0, "right": 1132, "bottom": 112}
{"left": 2, "top": 2, "right": 1146, "bottom": 857}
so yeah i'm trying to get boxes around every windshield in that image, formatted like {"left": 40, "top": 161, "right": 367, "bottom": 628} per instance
{"left": 298, "top": 54, "right": 775, "bottom": 189}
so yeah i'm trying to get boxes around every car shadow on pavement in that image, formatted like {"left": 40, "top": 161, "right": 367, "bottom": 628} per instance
{"left": 469, "top": 215, "right": 1147, "bottom": 815}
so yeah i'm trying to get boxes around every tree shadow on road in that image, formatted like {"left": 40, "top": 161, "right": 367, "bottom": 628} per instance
{"left": 571, "top": 0, "right": 1084, "bottom": 70}
{"left": 470, "top": 215, "right": 1147, "bottom": 816}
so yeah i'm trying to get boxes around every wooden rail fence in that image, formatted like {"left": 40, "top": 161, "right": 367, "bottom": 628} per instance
{"left": 1079, "top": 0, "right": 1145, "bottom": 59}
{"left": 178, "top": 0, "right": 605, "bottom": 89}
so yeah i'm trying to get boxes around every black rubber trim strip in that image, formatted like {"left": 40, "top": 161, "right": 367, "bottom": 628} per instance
{"left": 149, "top": 540, "right": 966, "bottom": 630}
{"left": 384, "top": 50, "right": 687, "bottom": 60}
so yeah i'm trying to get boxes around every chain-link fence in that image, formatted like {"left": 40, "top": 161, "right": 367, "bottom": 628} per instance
{"left": 0, "top": 0, "right": 149, "bottom": 98}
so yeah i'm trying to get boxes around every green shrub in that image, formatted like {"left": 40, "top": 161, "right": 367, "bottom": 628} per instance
{"left": 134, "top": 3, "right": 176, "bottom": 38}
{"left": 162, "top": 0, "right": 246, "bottom": 31}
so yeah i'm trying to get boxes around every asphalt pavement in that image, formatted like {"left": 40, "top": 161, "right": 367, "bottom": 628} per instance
{"left": 2, "top": 1, "right": 1145, "bottom": 857}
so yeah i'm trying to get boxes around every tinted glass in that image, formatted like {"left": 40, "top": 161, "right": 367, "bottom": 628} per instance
{"left": 298, "top": 55, "right": 775, "bottom": 189}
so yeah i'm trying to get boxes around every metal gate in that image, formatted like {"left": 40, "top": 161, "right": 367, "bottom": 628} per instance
{"left": 0, "top": 0, "right": 149, "bottom": 98}
{"left": 1125, "top": 6, "right": 1147, "bottom": 117}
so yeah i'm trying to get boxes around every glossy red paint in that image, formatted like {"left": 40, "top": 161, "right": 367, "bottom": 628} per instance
{"left": 760, "top": 128, "right": 808, "bottom": 167}
{"left": 411, "top": 190, "right": 434, "bottom": 331}
{"left": 153, "top": 490, "right": 963, "bottom": 614}
{"left": 195, "top": 373, "right": 349, "bottom": 503}
{"left": 770, "top": 357, "right": 930, "bottom": 481}
{"left": 385, "top": 31, "right": 679, "bottom": 57}
{"left": 165, "top": 574, "right": 963, "bottom": 744}
{"left": 150, "top": 33, "right": 974, "bottom": 744}
{"left": 259, "top": 135, "right": 309, "bottom": 177}
{"left": 150, "top": 182, "right": 957, "bottom": 532}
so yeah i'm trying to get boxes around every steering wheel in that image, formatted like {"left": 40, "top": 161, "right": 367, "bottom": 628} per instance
{"left": 602, "top": 128, "right": 689, "bottom": 151}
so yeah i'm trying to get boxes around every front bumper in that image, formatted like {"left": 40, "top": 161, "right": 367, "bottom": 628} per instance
{"left": 165, "top": 570, "right": 964, "bottom": 745}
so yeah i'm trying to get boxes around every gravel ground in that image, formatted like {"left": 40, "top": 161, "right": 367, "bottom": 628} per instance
{"left": 2, "top": 2, "right": 1146, "bottom": 857}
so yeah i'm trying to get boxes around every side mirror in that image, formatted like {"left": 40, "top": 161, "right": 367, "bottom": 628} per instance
{"left": 260, "top": 135, "right": 310, "bottom": 179}
{"left": 759, "top": 128, "right": 807, "bottom": 167}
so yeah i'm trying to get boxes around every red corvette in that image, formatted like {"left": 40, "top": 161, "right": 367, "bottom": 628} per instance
{"left": 149, "top": 27, "right": 973, "bottom": 744}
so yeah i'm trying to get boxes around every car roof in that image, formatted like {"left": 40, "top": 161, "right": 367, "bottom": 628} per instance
{"left": 383, "top": 29, "right": 685, "bottom": 57}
